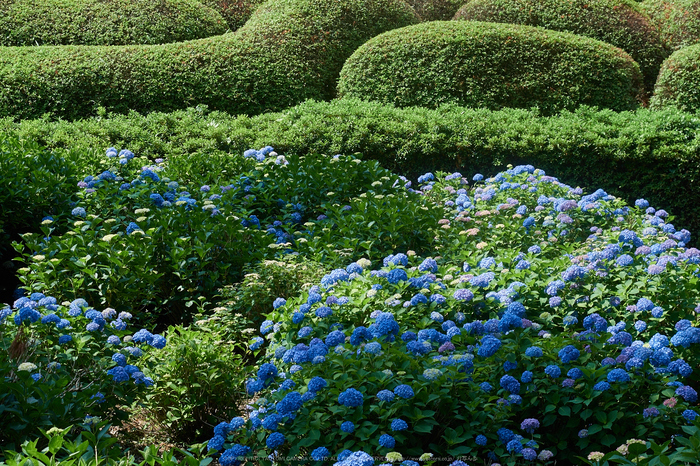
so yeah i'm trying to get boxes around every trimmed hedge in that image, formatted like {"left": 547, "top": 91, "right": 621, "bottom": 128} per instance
{"left": 405, "top": 0, "right": 465, "bottom": 21}
{"left": 199, "top": 0, "right": 268, "bottom": 31}
{"left": 0, "top": 0, "right": 227, "bottom": 46}
{"left": 337, "top": 21, "right": 644, "bottom": 115}
{"left": 641, "top": 0, "right": 700, "bottom": 51}
{"left": 651, "top": 43, "right": 700, "bottom": 111}
{"left": 0, "top": 0, "right": 418, "bottom": 121}
{"left": 1, "top": 98, "right": 699, "bottom": 240}
{"left": 453, "top": 0, "right": 668, "bottom": 96}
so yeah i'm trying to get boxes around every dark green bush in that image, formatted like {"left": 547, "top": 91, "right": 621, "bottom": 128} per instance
{"left": 651, "top": 44, "right": 700, "bottom": 112}
{"left": 142, "top": 325, "right": 250, "bottom": 443}
{"left": 0, "top": 0, "right": 418, "bottom": 121}
{"left": 3, "top": 99, "right": 700, "bottom": 241}
{"left": 453, "top": 0, "right": 668, "bottom": 97}
{"left": 0, "top": 0, "right": 227, "bottom": 46}
{"left": 199, "top": 0, "right": 268, "bottom": 31}
{"left": 641, "top": 0, "right": 700, "bottom": 51}
{"left": 337, "top": 21, "right": 644, "bottom": 115}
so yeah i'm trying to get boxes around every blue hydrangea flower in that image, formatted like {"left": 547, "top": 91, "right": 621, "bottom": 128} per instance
{"left": 391, "top": 418, "right": 408, "bottom": 431}
{"left": 683, "top": 410, "right": 698, "bottom": 422}
{"left": 341, "top": 421, "right": 355, "bottom": 433}
{"left": 545, "top": 365, "right": 561, "bottom": 378}
{"left": 378, "top": 434, "right": 396, "bottom": 448}
{"left": 310, "top": 447, "right": 330, "bottom": 461}
{"left": 308, "top": 376, "right": 327, "bottom": 392}
{"left": 338, "top": 388, "right": 364, "bottom": 407}
{"left": 377, "top": 390, "right": 395, "bottom": 402}
{"left": 607, "top": 368, "right": 631, "bottom": 383}
{"left": 477, "top": 334, "right": 502, "bottom": 357}
{"left": 558, "top": 345, "right": 580, "bottom": 364}
{"left": 394, "top": 384, "right": 414, "bottom": 399}
{"left": 257, "top": 363, "right": 278, "bottom": 381}
{"left": 265, "top": 432, "right": 285, "bottom": 449}
{"left": 500, "top": 375, "right": 520, "bottom": 394}
{"left": 525, "top": 346, "right": 543, "bottom": 358}
{"left": 219, "top": 445, "right": 251, "bottom": 466}
{"left": 475, "top": 434, "right": 487, "bottom": 446}
{"left": 387, "top": 268, "right": 408, "bottom": 284}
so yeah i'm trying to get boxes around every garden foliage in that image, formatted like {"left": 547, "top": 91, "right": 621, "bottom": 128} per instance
{"left": 337, "top": 21, "right": 644, "bottom": 115}
{"left": 452, "top": 0, "right": 668, "bottom": 95}
{"left": 199, "top": 0, "right": 269, "bottom": 31}
{"left": 208, "top": 164, "right": 700, "bottom": 465}
{"left": 641, "top": 0, "right": 700, "bottom": 51}
{"left": 0, "top": 291, "right": 166, "bottom": 449}
{"left": 12, "top": 147, "right": 441, "bottom": 326}
{"left": 0, "top": 0, "right": 418, "bottom": 120}
{"left": 404, "top": 0, "right": 465, "bottom": 21}
{"left": 0, "top": 0, "right": 226, "bottom": 46}
{"left": 3, "top": 100, "right": 700, "bottom": 244}
{"left": 651, "top": 43, "right": 700, "bottom": 112}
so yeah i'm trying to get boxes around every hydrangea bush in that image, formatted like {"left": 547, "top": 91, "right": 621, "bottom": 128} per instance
{"left": 13, "top": 147, "right": 441, "bottom": 326}
{"left": 0, "top": 291, "right": 166, "bottom": 448}
{"left": 206, "top": 165, "right": 700, "bottom": 465}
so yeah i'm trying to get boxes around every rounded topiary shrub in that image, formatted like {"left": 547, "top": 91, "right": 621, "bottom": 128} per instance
{"left": 199, "top": 0, "right": 268, "bottom": 31}
{"left": 452, "top": 0, "right": 668, "bottom": 96}
{"left": 641, "top": 0, "right": 700, "bottom": 51}
{"left": 650, "top": 43, "right": 700, "bottom": 111}
{"left": 0, "top": 0, "right": 227, "bottom": 46}
{"left": 404, "top": 0, "right": 465, "bottom": 21}
{"left": 0, "top": 0, "right": 418, "bottom": 120}
{"left": 337, "top": 21, "right": 644, "bottom": 115}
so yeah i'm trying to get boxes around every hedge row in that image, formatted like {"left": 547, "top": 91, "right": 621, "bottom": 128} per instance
{"left": 1, "top": 99, "right": 698, "bottom": 239}
{"left": 641, "top": 0, "right": 700, "bottom": 51}
{"left": 0, "top": 0, "right": 227, "bottom": 46}
{"left": 0, "top": 0, "right": 418, "bottom": 121}
{"left": 651, "top": 43, "right": 700, "bottom": 111}
{"left": 337, "top": 21, "right": 644, "bottom": 115}
{"left": 453, "top": 0, "right": 668, "bottom": 96}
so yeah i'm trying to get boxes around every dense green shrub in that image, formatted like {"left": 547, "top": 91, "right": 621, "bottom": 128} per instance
{"left": 141, "top": 325, "right": 250, "bottom": 443}
{"left": 405, "top": 0, "right": 465, "bottom": 21}
{"left": 199, "top": 0, "right": 268, "bottom": 31}
{"left": 0, "top": 0, "right": 418, "bottom": 121}
{"left": 641, "top": 0, "right": 700, "bottom": 51}
{"left": 0, "top": 0, "right": 227, "bottom": 46}
{"left": 651, "top": 44, "right": 700, "bottom": 112}
{"left": 2, "top": 99, "right": 700, "bottom": 240}
{"left": 452, "top": 0, "right": 668, "bottom": 97}
{"left": 337, "top": 21, "right": 644, "bottom": 115}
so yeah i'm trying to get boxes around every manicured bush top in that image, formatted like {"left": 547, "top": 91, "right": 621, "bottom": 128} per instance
{"left": 0, "top": 0, "right": 227, "bottom": 46}
{"left": 641, "top": 0, "right": 700, "bottom": 51}
{"left": 0, "top": 0, "right": 418, "bottom": 120}
{"left": 651, "top": 43, "right": 700, "bottom": 111}
{"left": 338, "top": 21, "right": 644, "bottom": 115}
{"left": 453, "top": 0, "right": 668, "bottom": 95}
